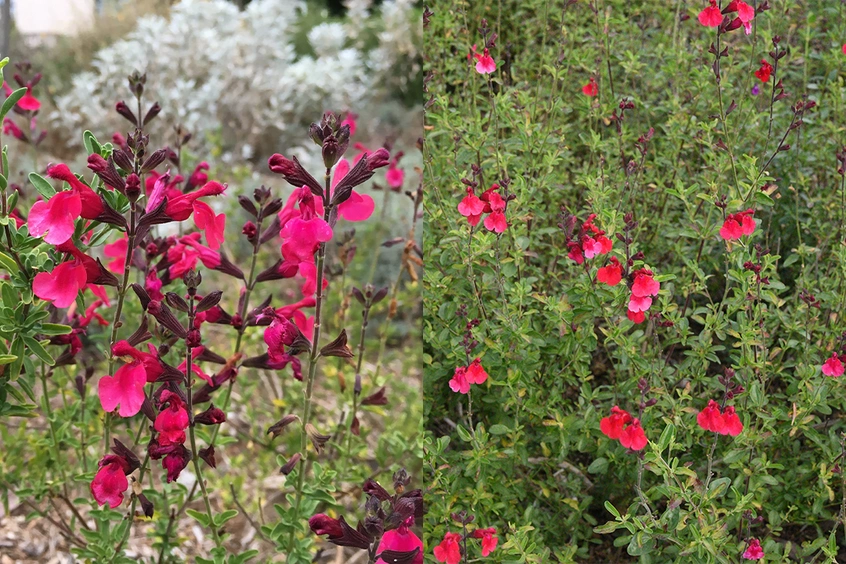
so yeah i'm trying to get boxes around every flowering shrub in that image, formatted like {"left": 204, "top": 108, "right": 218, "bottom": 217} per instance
{"left": 49, "top": 0, "right": 422, "bottom": 163}
{"left": 424, "top": 0, "right": 846, "bottom": 561}
{"left": 0, "top": 59, "right": 422, "bottom": 561}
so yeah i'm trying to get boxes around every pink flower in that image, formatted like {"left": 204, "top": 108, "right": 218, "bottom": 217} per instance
{"left": 46, "top": 164, "right": 103, "bottom": 219}
{"left": 628, "top": 294, "right": 653, "bottom": 313}
{"left": 627, "top": 310, "right": 646, "bottom": 324}
{"left": 27, "top": 190, "right": 82, "bottom": 245}
{"left": 155, "top": 390, "right": 189, "bottom": 446}
{"left": 597, "top": 257, "right": 623, "bottom": 286}
{"left": 342, "top": 112, "right": 357, "bottom": 137}
{"left": 264, "top": 313, "right": 299, "bottom": 365}
{"left": 32, "top": 257, "right": 88, "bottom": 308}
{"left": 99, "top": 342, "right": 157, "bottom": 418}
{"left": 720, "top": 209, "right": 756, "bottom": 240}
{"left": 822, "top": 353, "right": 844, "bottom": 377}
{"left": 386, "top": 156, "right": 405, "bottom": 189}
{"left": 90, "top": 455, "right": 129, "bottom": 508}
{"left": 433, "top": 532, "right": 462, "bottom": 564}
{"left": 330, "top": 159, "right": 375, "bottom": 222}
{"left": 3, "top": 118, "right": 26, "bottom": 141}
{"left": 104, "top": 234, "right": 128, "bottom": 274}
{"left": 458, "top": 189, "right": 485, "bottom": 217}
{"left": 698, "top": 0, "right": 723, "bottom": 27}
{"left": 280, "top": 188, "right": 334, "bottom": 296}
{"left": 483, "top": 191, "right": 508, "bottom": 233}
{"left": 4, "top": 82, "right": 40, "bottom": 111}
{"left": 192, "top": 200, "right": 226, "bottom": 250}
{"left": 449, "top": 366, "right": 471, "bottom": 394}
{"left": 742, "top": 538, "right": 764, "bottom": 560}
{"left": 474, "top": 47, "right": 496, "bottom": 74}
{"left": 375, "top": 522, "right": 423, "bottom": 564}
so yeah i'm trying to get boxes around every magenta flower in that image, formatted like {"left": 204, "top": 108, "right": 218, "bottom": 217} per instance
{"left": 27, "top": 190, "right": 82, "bottom": 245}
{"left": 32, "top": 259, "right": 88, "bottom": 308}
{"left": 155, "top": 390, "right": 189, "bottom": 446}
{"left": 264, "top": 312, "right": 300, "bottom": 364}
{"left": 822, "top": 353, "right": 845, "bottom": 377}
{"left": 449, "top": 366, "right": 471, "bottom": 394}
{"left": 104, "top": 234, "right": 128, "bottom": 274}
{"left": 742, "top": 538, "right": 764, "bottom": 560}
{"left": 375, "top": 520, "right": 423, "bottom": 564}
{"left": 90, "top": 455, "right": 130, "bottom": 508}
{"left": 98, "top": 341, "right": 158, "bottom": 417}
{"left": 330, "top": 159, "right": 375, "bottom": 222}
{"left": 280, "top": 188, "right": 333, "bottom": 296}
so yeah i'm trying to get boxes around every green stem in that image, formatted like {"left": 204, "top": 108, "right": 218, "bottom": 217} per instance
{"left": 287, "top": 169, "right": 332, "bottom": 554}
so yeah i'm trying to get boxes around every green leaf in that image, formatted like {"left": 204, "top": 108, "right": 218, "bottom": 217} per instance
{"left": 82, "top": 130, "right": 102, "bottom": 155}
{"left": 22, "top": 336, "right": 54, "bottom": 366}
{"left": 186, "top": 509, "right": 211, "bottom": 527}
{"left": 39, "top": 323, "right": 73, "bottom": 336}
{"left": 0, "top": 354, "right": 17, "bottom": 364}
{"left": 455, "top": 423, "right": 473, "bottom": 443}
{"left": 0, "top": 87, "right": 26, "bottom": 121}
{"left": 215, "top": 509, "right": 239, "bottom": 527}
{"left": 604, "top": 500, "right": 622, "bottom": 519}
{"left": 488, "top": 424, "right": 509, "bottom": 435}
{"left": 0, "top": 252, "right": 18, "bottom": 274}
{"left": 657, "top": 423, "right": 675, "bottom": 452}
{"left": 29, "top": 172, "right": 56, "bottom": 200}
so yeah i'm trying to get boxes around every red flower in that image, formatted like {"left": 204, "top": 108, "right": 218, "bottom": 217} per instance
{"left": 631, "top": 269, "right": 660, "bottom": 297}
{"left": 697, "top": 400, "right": 743, "bottom": 436}
{"left": 466, "top": 358, "right": 489, "bottom": 384}
{"left": 697, "top": 399, "right": 724, "bottom": 433}
{"left": 722, "top": 406, "right": 743, "bottom": 436}
{"left": 597, "top": 257, "right": 623, "bottom": 286}
{"left": 449, "top": 366, "right": 471, "bottom": 394}
{"left": 698, "top": 0, "right": 723, "bottom": 27}
{"left": 433, "top": 532, "right": 462, "bottom": 564}
{"left": 3, "top": 82, "right": 40, "bottom": 111}
{"left": 582, "top": 77, "right": 598, "bottom": 97}
{"left": 620, "top": 418, "right": 648, "bottom": 450}
{"left": 822, "top": 353, "right": 844, "bottom": 377}
{"left": 474, "top": 48, "right": 496, "bottom": 75}
{"left": 724, "top": 0, "right": 755, "bottom": 33}
{"left": 600, "top": 406, "right": 632, "bottom": 440}
{"left": 568, "top": 214, "right": 612, "bottom": 263}
{"left": 754, "top": 60, "right": 773, "bottom": 83}
{"left": 90, "top": 455, "right": 129, "bottom": 508}
{"left": 742, "top": 538, "right": 764, "bottom": 560}
{"left": 627, "top": 309, "right": 646, "bottom": 324}
{"left": 473, "top": 527, "right": 498, "bottom": 556}
{"left": 720, "top": 209, "right": 756, "bottom": 240}
{"left": 628, "top": 294, "right": 653, "bottom": 313}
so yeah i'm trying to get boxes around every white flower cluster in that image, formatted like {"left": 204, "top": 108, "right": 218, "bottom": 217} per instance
{"left": 50, "top": 0, "right": 420, "bottom": 162}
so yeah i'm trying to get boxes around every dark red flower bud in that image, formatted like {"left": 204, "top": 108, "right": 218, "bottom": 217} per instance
{"left": 195, "top": 404, "right": 226, "bottom": 425}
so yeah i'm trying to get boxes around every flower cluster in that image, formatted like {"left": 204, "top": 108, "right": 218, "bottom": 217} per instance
{"left": 599, "top": 406, "right": 648, "bottom": 451}
{"left": 720, "top": 209, "right": 756, "bottom": 241}
{"left": 698, "top": 0, "right": 756, "bottom": 34}
{"left": 458, "top": 183, "right": 509, "bottom": 233}
{"left": 697, "top": 400, "right": 743, "bottom": 436}
{"left": 448, "top": 358, "right": 489, "bottom": 394}
{"left": 563, "top": 213, "right": 613, "bottom": 264}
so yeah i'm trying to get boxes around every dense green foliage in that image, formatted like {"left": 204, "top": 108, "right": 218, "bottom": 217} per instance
{"left": 423, "top": 0, "right": 846, "bottom": 561}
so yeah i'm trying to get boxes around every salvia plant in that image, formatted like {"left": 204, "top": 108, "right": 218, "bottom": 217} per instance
{"left": 425, "top": 0, "right": 846, "bottom": 562}
{"left": 0, "top": 59, "right": 422, "bottom": 562}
